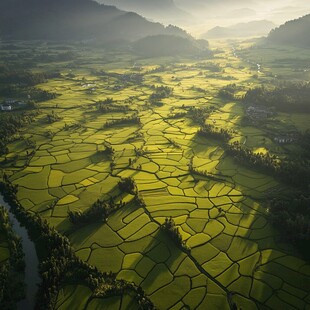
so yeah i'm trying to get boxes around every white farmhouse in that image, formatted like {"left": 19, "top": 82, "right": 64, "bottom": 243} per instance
{"left": 0, "top": 104, "right": 12, "bottom": 111}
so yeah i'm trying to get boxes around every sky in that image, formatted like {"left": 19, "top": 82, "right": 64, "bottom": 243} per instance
{"left": 173, "top": 0, "right": 310, "bottom": 36}
{"left": 98, "top": 0, "right": 310, "bottom": 37}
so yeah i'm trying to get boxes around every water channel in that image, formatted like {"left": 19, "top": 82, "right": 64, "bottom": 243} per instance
{"left": 0, "top": 194, "right": 40, "bottom": 310}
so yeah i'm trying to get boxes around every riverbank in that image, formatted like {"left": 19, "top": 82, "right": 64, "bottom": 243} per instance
{"left": 0, "top": 194, "right": 40, "bottom": 310}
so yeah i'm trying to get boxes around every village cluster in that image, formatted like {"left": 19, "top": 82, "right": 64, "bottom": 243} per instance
{"left": 0, "top": 98, "right": 27, "bottom": 111}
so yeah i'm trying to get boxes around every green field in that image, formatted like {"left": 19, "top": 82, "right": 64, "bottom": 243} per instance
{"left": 0, "top": 40, "right": 309, "bottom": 309}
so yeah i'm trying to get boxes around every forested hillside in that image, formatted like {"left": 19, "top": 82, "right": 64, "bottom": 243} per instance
{"left": 267, "top": 14, "right": 310, "bottom": 47}
{"left": 0, "top": 0, "right": 182, "bottom": 42}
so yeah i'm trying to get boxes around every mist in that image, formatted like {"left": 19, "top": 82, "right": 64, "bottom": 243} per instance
{"left": 96, "top": 0, "right": 310, "bottom": 37}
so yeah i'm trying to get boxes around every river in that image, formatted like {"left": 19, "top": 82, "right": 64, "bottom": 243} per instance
{"left": 0, "top": 194, "right": 40, "bottom": 310}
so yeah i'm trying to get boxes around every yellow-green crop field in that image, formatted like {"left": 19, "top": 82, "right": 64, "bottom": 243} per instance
{"left": 0, "top": 40, "right": 309, "bottom": 309}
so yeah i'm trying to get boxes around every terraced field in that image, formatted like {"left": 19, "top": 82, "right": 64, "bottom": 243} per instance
{"left": 0, "top": 41, "right": 309, "bottom": 309}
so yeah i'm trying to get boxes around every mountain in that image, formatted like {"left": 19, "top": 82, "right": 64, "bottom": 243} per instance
{"left": 0, "top": 0, "right": 186, "bottom": 42}
{"left": 175, "top": 0, "right": 256, "bottom": 15}
{"left": 267, "top": 14, "right": 310, "bottom": 47}
{"left": 96, "top": 0, "right": 189, "bottom": 23}
{"left": 133, "top": 35, "right": 209, "bottom": 57}
{"left": 173, "top": 0, "right": 310, "bottom": 29}
{"left": 202, "top": 20, "right": 276, "bottom": 39}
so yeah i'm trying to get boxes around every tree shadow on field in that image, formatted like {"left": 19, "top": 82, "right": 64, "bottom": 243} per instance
{"left": 119, "top": 227, "right": 192, "bottom": 309}
{"left": 55, "top": 183, "right": 131, "bottom": 244}
{"left": 227, "top": 197, "right": 310, "bottom": 309}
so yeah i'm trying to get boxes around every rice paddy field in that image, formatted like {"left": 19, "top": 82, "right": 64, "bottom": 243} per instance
{"left": 0, "top": 40, "right": 310, "bottom": 309}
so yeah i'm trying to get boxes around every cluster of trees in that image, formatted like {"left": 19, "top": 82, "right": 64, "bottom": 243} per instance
{"left": 145, "top": 65, "right": 167, "bottom": 74}
{"left": 134, "top": 195, "right": 190, "bottom": 252}
{"left": 226, "top": 142, "right": 310, "bottom": 189}
{"left": 218, "top": 83, "right": 238, "bottom": 100}
{"left": 166, "top": 112, "right": 187, "bottom": 120}
{"left": 96, "top": 98, "right": 129, "bottom": 114}
{"left": 187, "top": 106, "right": 212, "bottom": 125}
{"left": 195, "top": 62, "right": 221, "bottom": 73}
{"left": 0, "top": 65, "right": 59, "bottom": 86}
{"left": 188, "top": 156, "right": 225, "bottom": 182}
{"left": 103, "top": 115, "right": 141, "bottom": 128}
{"left": 0, "top": 205, "right": 25, "bottom": 308}
{"left": 92, "top": 70, "right": 143, "bottom": 86}
{"left": 0, "top": 177, "right": 75, "bottom": 309}
{"left": 0, "top": 112, "right": 37, "bottom": 156}
{"left": 149, "top": 85, "right": 173, "bottom": 105}
{"left": 95, "top": 143, "right": 114, "bottom": 163}
{"left": 135, "top": 194, "right": 194, "bottom": 256}
{"left": 96, "top": 97, "right": 114, "bottom": 112}
{"left": 101, "top": 142, "right": 114, "bottom": 158}
{"left": 0, "top": 179, "right": 155, "bottom": 309}
{"left": 0, "top": 65, "right": 60, "bottom": 101}
{"left": 121, "top": 73, "right": 144, "bottom": 85}
{"left": 269, "top": 195, "right": 310, "bottom": 259}
{"left": 47, "top": 111, "right": 62, "bottom": 124}
{"left": 27, "top": 88, "right": 57, "bottom": 103}
{"left": 68, "top": 198, "right": 123, "bottom": 226}
{"left": 160, "top": 217, "right": 190, "bottom": 252}
{"left": 198, "top": 124, "right": 232, "bottom": 142}
{"left": 243, "top": 83, "right": 310, "bottom": 113}
{"left": 118, "top": 178, "right": 137, "bottom": 195}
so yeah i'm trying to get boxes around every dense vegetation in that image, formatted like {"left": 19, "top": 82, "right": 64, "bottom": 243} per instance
{"left": 0, "top": 205, "right": 25, "bottom": 309}
{"left": 0, "top": 65, "right": 58, "bottom": 102}
{"left": 0, "top": 180, "right": 155, "bottom": 310}
{"left": 68, "top": 198, "right": 123, "bottom": 226}
{"left": 198, "top": 124, "right": 232, "bottom": 142}
{"left": 160, "top": 217, "right": 190, "bottom": 252}
{"left": 227, "top": 142, "right": 310, "bottom": 189}
{"left": 0, "top": 113, "right": 37, "bottom": 155}
{"left": 118, "top": 178, "right": 137, "bottom": 195}
{"left": 185, "top": 106, "right": 212, "bottom": 125}
{"left": 269, "top": 195, "right": 310, "bottom": 259}
{"left": 267, "top": 14, "right": 310, "bottom": 48}
{"left": 149, "top": 85, "right": 173, "bottom": 105}
{"left": 243, "top": 83, "right": 310, "bottom": 113}
{"left": 218, "top": 83, "right": 238, "bottom": 100}
{"left": 96, "top": 98, "right": 130, "bottom": 114}
{"left": 103, "top": 115, "right": 141, "bottom": 128}
{"left": 0, "top": 66, "right": 55, "bottom": 86}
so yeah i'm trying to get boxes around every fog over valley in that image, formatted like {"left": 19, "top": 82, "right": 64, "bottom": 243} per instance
{"left": 97, "top": 0, "right": 310, "bottom": 37}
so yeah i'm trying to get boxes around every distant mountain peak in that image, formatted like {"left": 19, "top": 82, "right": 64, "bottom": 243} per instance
{"left": 201, "top": 20, "right": 276, "bottom": 39}
{"left": 96, "top": 0, "right": 189, "bottom": 23}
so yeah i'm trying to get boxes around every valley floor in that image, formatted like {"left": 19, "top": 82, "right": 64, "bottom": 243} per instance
{"left": 0, "top": 40, "right": 309, "bottom": 309}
